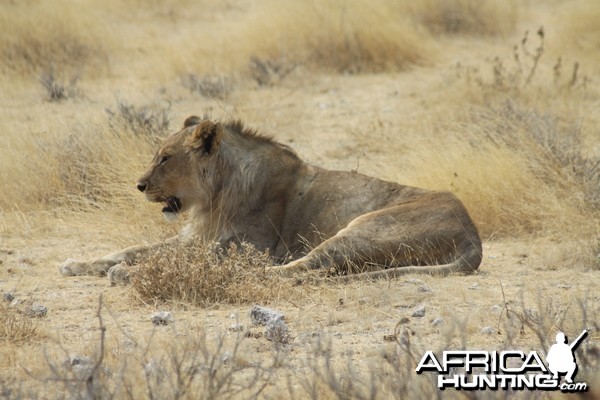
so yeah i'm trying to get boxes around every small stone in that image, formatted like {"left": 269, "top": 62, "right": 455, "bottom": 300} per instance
{"left": 431, "top": 317, "right": 444, "bottom": 326}
{"left": 491, "top": 304, "right": 502, "bottom": 313}
{"left": 556, "top": 284, "right": 572, "bottom": 289}
{"left": 418, "top": 285, "right": 432, "bottom": 293}
{"left": 250, "top": 305, "right": 284, "bottom": 326}
{"left": 481, "top": 326, "right": 495, "bottom": 335}
{"left": 229, "top": 323, "right": 244, "bottom": 332}
{"left": 468, "top": 283, "right": 479, "bottom": 290}
{"left": 64, "top": 355, "right": 93, "bottom": 380}
{"left": 383, "top": 334, "right": 397, "bottom": 341}
{"left": 28, "top": 304, "right": 48, "bottom": 318}
{"left": 150, "top": 311, "right": 173, "bottom": 326}
{"left": 3, "top": 293, "right": 14, "bottom": 302}
{"left": 411, "top": 305, "right": 426, "bottom": 318}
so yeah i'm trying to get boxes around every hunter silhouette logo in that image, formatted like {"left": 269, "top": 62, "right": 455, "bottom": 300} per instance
{"left": 546, "top": 330, "right": 588, "bottom": 384}
{"left": 416, "top": 329, "right": 590, "bottom": 392}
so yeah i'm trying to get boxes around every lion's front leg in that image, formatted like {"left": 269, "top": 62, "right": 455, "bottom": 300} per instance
{"left": 59, "top": 237, "right": 180, "bottom": 279}
{"left": 59, "top": 245, "right": 144, "bottom": 277}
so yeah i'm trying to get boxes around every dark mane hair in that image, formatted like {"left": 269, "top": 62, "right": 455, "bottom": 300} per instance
{"left": 223, "top": 119, "right": 300, "bottom": 159}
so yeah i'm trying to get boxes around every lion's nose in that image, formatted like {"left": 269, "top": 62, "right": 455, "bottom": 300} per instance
{"left": 137, "top": 182, "right": 147, "bottom": 192}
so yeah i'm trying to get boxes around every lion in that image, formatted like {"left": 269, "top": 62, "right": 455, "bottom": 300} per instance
{"left": 60, "top": 116, "right": 482, "bottom": 283}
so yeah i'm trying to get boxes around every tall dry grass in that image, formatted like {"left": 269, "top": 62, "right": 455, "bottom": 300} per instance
{"left": 0, "top": 1, "right": 110, "bottom": 78}
{"left": 400, "top": 100, "right": 599, "bottom": 238}
{"left": 222, "top": 0, "right": 432, "bottom": 75}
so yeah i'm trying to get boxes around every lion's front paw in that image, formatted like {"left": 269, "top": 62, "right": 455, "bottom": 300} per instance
{"left": 59, "top": 258, "right": 116, "bottom": 277}
{"left": 107, "top": 263, "right": 130, "bottom": 286}
{"left": 59, "top": 259, "right": 91, "bottom": 276}
{"left": 269, "top": 258, "right": 310, "bottom": 278}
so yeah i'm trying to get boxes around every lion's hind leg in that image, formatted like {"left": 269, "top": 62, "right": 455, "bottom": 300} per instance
{"left": 277, "top": 196, "right": 482, "bottom": 279}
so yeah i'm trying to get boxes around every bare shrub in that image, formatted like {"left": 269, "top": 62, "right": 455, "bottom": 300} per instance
{"left": 248, "top": 57, "right": 297, "bottom": 87}
{"left": 0, "top": 301, "right": 39, "bottom": 345}
{"left": 131, "top": 242, "right": 299, "bottom": 307}
{"left": 107, "top": 101, "right": 171, "bottom": 139}
{"left": 29, "top": 297, "right": 280, "bottom": 399}
{"left": 485, "top": 100, "right": 600, "bottom": 211}
{"left": 182, "top": 74, "right": 232, "bottom": 99}
{"left": 460, "top": 27, "right": 590, "bottom": 93}
{"left": 39, "top": 67, "right": 81, "bottom": 102}
{"left": 412, "top": 0, "right": 517, "bottom": 36}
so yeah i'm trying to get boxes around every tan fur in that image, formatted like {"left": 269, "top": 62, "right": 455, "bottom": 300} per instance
{"left": 60, "top": 117, "right": 482, "bottom": 282}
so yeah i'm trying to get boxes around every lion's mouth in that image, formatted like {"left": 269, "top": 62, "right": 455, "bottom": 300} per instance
{"left": 161, "top": 197, "right": 182, "bottom": 214}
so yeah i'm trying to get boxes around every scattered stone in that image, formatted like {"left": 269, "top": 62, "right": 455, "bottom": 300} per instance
{"left": 244, "top": 331, "right": 263, "bottom": 339}
{"left": 431, "top": 317, "right": 444, "bottom": 327}
{"left": 68, "top": 355, "right": 91, "bottom": 367}
{"left": 229, "top": 313, "right": 237, "bottom": 319}
{"left": 250, "top": 305, "right": 290, "bottom": 344}
{"left": 28, "top": 304, "right": 48, "bottom": 318}
{"left": 229, "top": 323, "right": 244, "bottom": 332}
{"left": 63, "top": 355, "right": 93, "bottom": 379}
{"left": 556, "top": 284, "right": 572, "bottom": 289}
{"left": 418, "top": 285, "right": 432, "bottom": 293}
{"left": 411, "top": 305, "right": 426, "bottom": 318}
{"left": 481, "top": 326, "right": 495, "bottom": 335}
{"left": 250, "top": 305, "right": 284, "bottom": 326}
{"left": 491, "top": 304, "right": 502, "bottom": 314}
{"left": 383, "top": 334, "right": 397, "bottom": 342}
{"left": 150, "top": 311, "right": 173, "bottom": 326}
{"left": 3, "top": 293, "right": 14, "bottom": 302}
{"left": 468, "top": 283, "right": 480, "bottom": 290}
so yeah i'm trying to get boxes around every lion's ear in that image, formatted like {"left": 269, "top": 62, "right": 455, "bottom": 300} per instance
{"left": 183, "top": 115, "right": 201, "bottom": 128}
{"left": 185, "top": 120, "right": 222, "bottom": 156}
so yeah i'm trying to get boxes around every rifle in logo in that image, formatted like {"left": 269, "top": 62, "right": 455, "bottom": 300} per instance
{"left": 546, "top": 329, "right": 588, "bottom": 384}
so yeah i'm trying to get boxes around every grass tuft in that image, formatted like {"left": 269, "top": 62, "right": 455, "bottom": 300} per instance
{"left": 131, "top": 242, "right": 299, "bottom": 307}
{"left": 0, "top": 301, "right": 39, "bottom": 345}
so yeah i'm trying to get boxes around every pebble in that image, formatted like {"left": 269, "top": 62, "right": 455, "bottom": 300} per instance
{"left": 28, "top": 304, "right": 48, "bottom": 318}
{"left": 481, "top": 326, "right": 495, "bottom": 335}
{"left": 150, "top": 311, "right": 173, "bottom": 326}
{"left": 411, "top": 305, "right": 426, "bottom": 318}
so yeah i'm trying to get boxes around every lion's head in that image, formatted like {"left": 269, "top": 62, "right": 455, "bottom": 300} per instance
{"left": 136, "top": 116, "right": 223, "bottom": 221}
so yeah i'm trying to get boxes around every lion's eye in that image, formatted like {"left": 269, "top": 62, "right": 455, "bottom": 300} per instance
{"left": 159, "top": 155, "right": 170, "bottom": 165}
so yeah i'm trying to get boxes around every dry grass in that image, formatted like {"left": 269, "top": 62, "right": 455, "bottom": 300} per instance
{"left": 0, "top": 301, "right": 39, "bottom": 345}
{"left": 225, "top": 0, "right": 432, "bottom": 75}
{"left": 131, "top": 242, "right": 303, "bottom": 307}
{"left": 0, "top": 1, "right": 109, "bottom": 77}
